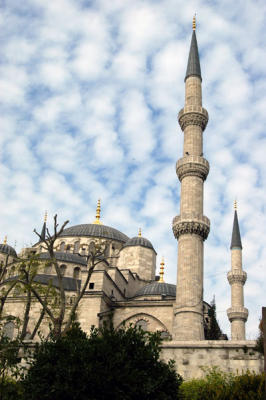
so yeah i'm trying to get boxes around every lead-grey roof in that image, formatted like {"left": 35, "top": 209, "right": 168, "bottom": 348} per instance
{"left": 185, "top": 30, "right": 201, "bottom": 81}
{"left": 7, "top": 274, "right": 81, "bottom": 291}
{"left": 60, "top": 224, "right": 129, "bottom": 243}
{"left": 39, "top": 252, "right": 87, "bottom": 266}
{"left": 123, "top": 236, "right": 155, "bottom": 252}
{"left": 133, "top": 282, "right": 176, "bottom": 298}
{"left": 230, "top": 210, "right": 242, "bottom": 249}
{"left": 0, "top": 244, "right": 17, "bottom": 258}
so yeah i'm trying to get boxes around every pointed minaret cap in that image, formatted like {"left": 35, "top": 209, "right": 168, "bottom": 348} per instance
{"left": 185, "top": 15, "right": 202, "bottom": 81}
{"left": 40, "top": 211, "right": 47, "bottom": 241}
{"left": 159, "top": 257, "right": 165, "bottom": 283}
{"left": 230, "top": 201, "right": 242, "bottom": 249}
{"left": 93, "top": 199, "right": 102, "bottom": 225}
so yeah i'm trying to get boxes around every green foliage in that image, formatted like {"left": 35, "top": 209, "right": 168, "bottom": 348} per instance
{"left": 21, "top": 323, "right": 183, "bottom": 400}
{"left": 255, "top": 319, "right": 264, "bottom": 355}
{"left": 180, "top": 367, "right": 265, "bottom": 400}
{"left": 205, "top": 298, "right": 222, "bottom": 340}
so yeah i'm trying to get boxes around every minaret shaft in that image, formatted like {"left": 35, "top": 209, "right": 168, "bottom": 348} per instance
{"left": 172, "top": 25, "right": 210, "bottom": 340}
{"left": 227, "top": 209, "right": 248, "bottom": 340}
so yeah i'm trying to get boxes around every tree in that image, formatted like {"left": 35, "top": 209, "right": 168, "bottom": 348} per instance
{"left": 205, "top": 297, "right": 223, "bottom": 340}
{"left": 21, "top": 323, "right": 183, "bottom": 400}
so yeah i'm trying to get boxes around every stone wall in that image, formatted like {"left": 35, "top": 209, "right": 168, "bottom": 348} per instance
{"left": 161, "top": 340, "right": 264, "bottom": 380}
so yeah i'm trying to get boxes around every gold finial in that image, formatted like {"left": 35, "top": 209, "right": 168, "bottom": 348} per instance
{"left": 3, "top": 236, "right": 7, "bottom": 245}
{"left": 138, "top": 228, "right": 142, "bottom": 237}
{"left": 93, "top": 199, "right": 102, "bottom": 225}
{"left": 234, "top": 200, "right": 237, "bottom": 210}
{"left": 44, "top": 210, "right": 47, "bottom": 223}
{"left": 159, "top": 257, "right": 165, "bottom": 283}
{"left": 192, "top": 14, "right": 196, "bottom": 31}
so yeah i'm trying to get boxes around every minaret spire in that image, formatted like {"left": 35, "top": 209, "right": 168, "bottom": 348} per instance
{"left": 185, "top": 16, "right": 201, "bottom": 82}
{"left": 172, "top": 19, "right": 209, "bottom": 340}
{"left": 227, "top": 203, "right": 248, "bottom": 340}
{"left": 40, "top": 211, "right": 47, "bottom": 241}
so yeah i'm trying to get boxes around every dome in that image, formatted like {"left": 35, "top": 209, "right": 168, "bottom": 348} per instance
{"left": 133, "top": 282, "right": 176, "bottom": 298}
{"left": 123, "top": 236, "right": 155, "bottom": 251}
{"left": 39, "top": 252, "right": 87, "bottom": 266}
{"left": 0, "top": 244, "right": 17, "bottom": 258}
{"left": 59, "top": 224, "right": 129, "bottom": 243}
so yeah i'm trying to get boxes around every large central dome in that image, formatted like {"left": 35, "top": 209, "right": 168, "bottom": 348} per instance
{"left": 60, "top": 224, "right": 129, "bottom": 243}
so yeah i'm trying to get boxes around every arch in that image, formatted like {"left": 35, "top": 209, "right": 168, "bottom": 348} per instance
{"left": 135, "top": 319, "right": 148, "bottom": 331}
{"left": 44, "top": 263, "right": 52, "bottom": 274}
{"left": 3, "top": 321, "right": 15, "bottom": 340}
{"left": 60, "top": 264, "right": 67, "bottom": 277}
{"left": 116, "top": 312, "right": 169, "bottom": 334}
{"left": 74, "top": 241, "right": 80, "bottom": 253}
{"left": 60, "top": 242, "right": 65, "bottom": 252}
{"left": 9, "top": 266, "right": 15, "bottom": 277}
{"left": 66, "top": 244, "right": 71, "bottom": 253}
{"left": 73, "top": 267, "right": 81, "bottom": 279}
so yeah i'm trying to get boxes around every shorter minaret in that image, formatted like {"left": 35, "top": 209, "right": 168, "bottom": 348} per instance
{"left": 227, "top": 202, "right": 248, "bottom": 340}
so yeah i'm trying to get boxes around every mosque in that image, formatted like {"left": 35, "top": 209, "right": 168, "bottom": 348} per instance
{"left": 0, "top": 18, "right": 263, "bottom": 378}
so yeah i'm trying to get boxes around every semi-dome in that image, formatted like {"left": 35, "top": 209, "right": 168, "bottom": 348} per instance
{"left": 39, "top": 252, "right": 87, "bottom": 266}
{"left": 133, "top": 282, "right": 176, "bottom": 298}
{"left": 0, "top": 244, "right": 17, "bottom": 258}
{"left": 123, "top": 236, "right": 155, "bottom": 251}
{"left": 59, "top": 224, "right": 129, "bottom": 243}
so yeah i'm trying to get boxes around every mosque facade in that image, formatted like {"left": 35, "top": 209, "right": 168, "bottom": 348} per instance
{"left": 0, "top": 18, "right": 263, "bottom": 378}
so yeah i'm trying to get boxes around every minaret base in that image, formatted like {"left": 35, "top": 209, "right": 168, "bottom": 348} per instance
{"left": 172, "top": 307, "right": 204, "bottom": 340}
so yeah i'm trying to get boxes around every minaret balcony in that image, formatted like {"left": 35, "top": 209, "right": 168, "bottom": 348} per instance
{"left": 172, "top": 215, "right": 210, "bottom": 241}
{"left": 227, "top": 306, "right": 248, "bottom": 322}
{"left": 178, "top": 106, "right": 208, "bottom": 131}
{"left": 227, "top": 270, "right": 247, "bottom": 285}
{"left": 176, "top": 156, "right": 209, "bottom": 181}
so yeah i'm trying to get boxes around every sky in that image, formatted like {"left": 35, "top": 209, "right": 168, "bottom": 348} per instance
{"left": 0, "top": 0, "right": 266, "bottom": 339}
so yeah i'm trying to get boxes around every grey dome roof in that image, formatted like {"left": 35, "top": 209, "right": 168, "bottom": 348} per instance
{"left": 0, "top": 244, "right": 17, "bottom": 258}
{"left": 39, "top": 252, "right": 87, "bottom": 266}
{"left": 133, "top": 282, "right": 176, "bottom": 298}
{"left": 59, "top": 224, "right": 129, "bottom": 243}
{"left": 123, "top": 236, "right": 155, "bottom": 251}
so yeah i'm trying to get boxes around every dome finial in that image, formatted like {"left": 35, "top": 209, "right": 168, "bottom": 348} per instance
{"left": 138, "top": 228, "right": 142, "bottom": 237}
{"left": 3, "top": 236, "right": 7, "bottom": 245}
{"left": 234, "top": 200, "right": 237, "bottom": 210}
{"left": 192, "top": 14, "right": 196, "bottom": 31}
{"left": 93, "top": 199, "right": 102, "bottom": 225}
{"left": 44, "top": 210, "right": 48, "bottom": 223}
{"left": 159, "top": 257, "right": 165, "bottom": 283}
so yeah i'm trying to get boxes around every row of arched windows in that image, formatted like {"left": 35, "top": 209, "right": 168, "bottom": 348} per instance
{"left": 59, "top": 241, "right": 81, "bottom": 253}
{"left": 44, "top": 264, "right": 81, "bottom": 279}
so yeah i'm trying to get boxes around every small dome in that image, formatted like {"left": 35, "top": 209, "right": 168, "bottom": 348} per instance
{"left": 0, "top": 244, "right": 17, "bottom": 258}
{"left": 123, "top": 236, "right": 155, "bottom": 251}
{"left": 133, "top": 282, "right": 176, "bottom": 298}
{"left": 39, "top": 252, "right": 87, "bottom": 266}
{"left": 59, "top": 224, "right": 129, "bottom": 243}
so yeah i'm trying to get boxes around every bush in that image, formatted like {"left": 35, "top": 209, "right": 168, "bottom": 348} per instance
{"left": 21, "top": 323, "right": 183, "bottom": 400}
{"left": 180, "top": 367, "right": 265, "bottom": 400}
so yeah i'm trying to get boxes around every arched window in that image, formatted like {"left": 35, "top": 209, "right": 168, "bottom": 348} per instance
{"left": 66, "top": 244, "right": 71, "bottom": 253}
{"left": 73, "top": 267, "right": 80, "bottom": 279}
{"left": 135, "top": 319, "right": 147, "bottom": 331}
{"left": 60, "top": 265, "right": 67, "bottom": 277}
{"left": 60, "top": 242, "right": 65, "bottom": 252}
{"left": 160, "top": 331, "right": 170, "bottom": 339}
{"left": 3, "top": 321, "right": 15, "bottom": 340}
{"left": 74, "top": 241, "right": 80, "bottom": 253}
{"left": 81, "top": 247, "right": 87, "bottom": 256}
{"left": 9, "top": 266, "right": 15, "bottom": 277}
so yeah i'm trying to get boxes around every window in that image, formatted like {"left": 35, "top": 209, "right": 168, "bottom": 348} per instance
{"left": 66, "top": 245, "right": 71, "bottom": 253}
{"left": 160, "top": 331, "right": 170, "bottom": 339}
{"left": 60, "top": 265, "right": 67, "bottom": 277}
{"left": 81, "top": 247, "right": 86, "bottom": 256}
{"left": 73, "top": 267, "right": 81, "bottom": 279}
{"left": 89, "top": 282, "right": 94, "bottom": 289}
{"left": 135, "top": 319, "right": 147, "bottom": 331}
{"left": 3, "top": 321, "right": 15, "bottom": 340}
{"left": 44, "top": 264, "right": 52, "bottom": 274}
{"left": 74, "top": 241, "right": 80, "bottom": 253}
{"left": 9, "top": 266, "right": 15, "bottom": 277}
{"left": 60, "top": 242, "right": 65, "bottom": 252}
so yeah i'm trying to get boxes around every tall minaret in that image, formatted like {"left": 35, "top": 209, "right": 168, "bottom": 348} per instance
{"left": 227, "top": 202, "right": 248, "bottom": 340}
{"left": 172, "top": 17, "right": 210, "bottom": 340}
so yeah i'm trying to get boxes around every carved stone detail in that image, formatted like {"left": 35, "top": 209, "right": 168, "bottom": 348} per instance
{"left": 227, "top": 271, "right": 247, "bottom": 285}
{"left": 227, "top": 307, "right": 248, "bottom": 322}
{"left": 178, "top": 107, "right": 208, "bottom": 131}
{"left": 176, "top": 156, "right": 209, "bottom": 181}
{"left": 172, "top": 215, "right": 210, "bottom": 241}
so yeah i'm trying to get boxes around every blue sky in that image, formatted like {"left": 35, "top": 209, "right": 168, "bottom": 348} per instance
{"left": 1, "top": 0, "right": 266, "bottom": 338}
